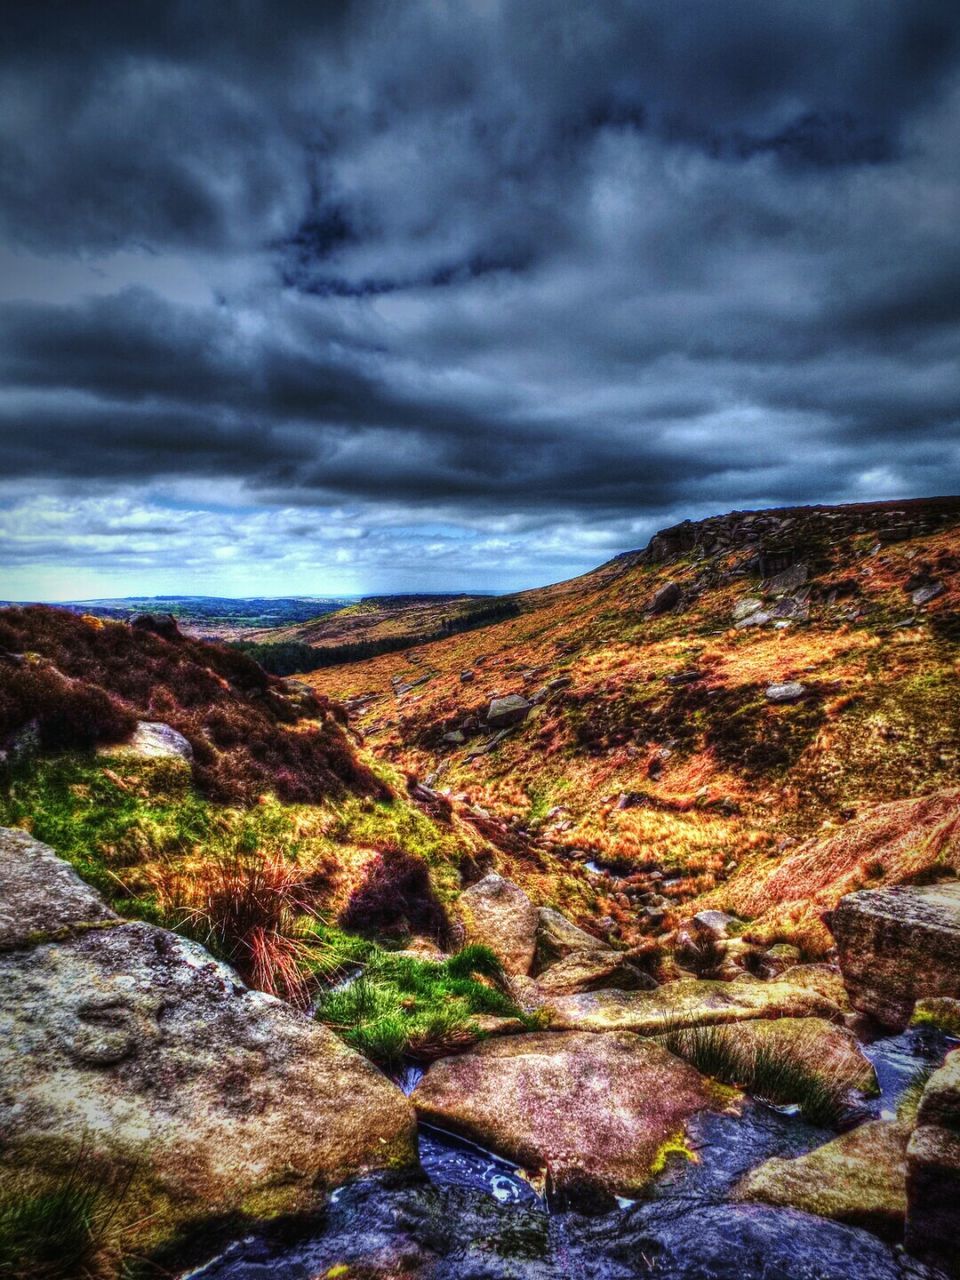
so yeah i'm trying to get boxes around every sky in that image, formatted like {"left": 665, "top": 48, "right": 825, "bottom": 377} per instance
{"left": 1, "top": 1, "right": 959, "bottom": 600}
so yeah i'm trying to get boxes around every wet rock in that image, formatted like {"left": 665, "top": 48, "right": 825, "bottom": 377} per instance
{"left": 0, "top": 916, "right": 417, "bottom": 1261}
{"left": 457, "top": 874, "right": 539, "bottom": 975}
{"left": 485, "top": 694, "right": 532, "bottom": 729}
{"left": 535, "top": 949, "right": 657, "bottom": 996}
{"left": 736, "top": 1119, "right": 910, "bottom": 1238}
{"left": 545, "top": 976, "right": 841, "bottom": 1034}
{"left": 765, "top": 681, "right": 806, "bottom": 703}
{"left": 828, "top": 882, "right": 960, "bottom": 1028}
{"left": 412, "top": 1030, "right": 717, "bottom": 1209}
{"left": 906, "top": 1050, "right": 960, "bottom": 1273}
{"left": 534, "top": 906, "right": 611, "bottom": 969}
{"left": 101, "top": 719, "right": 194, "bottom": 761}
{"left": 0, "top": 827, "right": 118, "bottom": 948}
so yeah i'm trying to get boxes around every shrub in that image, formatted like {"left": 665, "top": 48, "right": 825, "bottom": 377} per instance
{"left": 150, "top": 851, "right": 322, "bottom": 1009}
{"left": 0, "top": 605, "right": 388, "bottom": 807}
{"left": 339, "top": 844, "right": 449, "bottom": 944}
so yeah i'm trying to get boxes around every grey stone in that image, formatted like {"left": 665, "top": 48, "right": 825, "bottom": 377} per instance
{"left": 101, "top": 719, "right": 194, "bottom": 762}
{"left": 829, "top": 882, "right": 960, "bottom": 1027}
{"left": 765, "top": 681, "right": 806, "bottom": 703}
{"left": 0, "top": 827, "right": 118, "bottom": 949}
{"left": 485, "top": 694, "right": 531, "bottom": 729}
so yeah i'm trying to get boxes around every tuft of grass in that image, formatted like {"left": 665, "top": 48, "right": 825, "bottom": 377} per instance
{"left": 660, "top": 1022, "right": 858, "bottom": 1126}
{"left": 897, "top": 1063, "right": 938, "bottom": 1126}
{"left": 0, "top": 1152, "right": 133, "bottom": 1280}
{"left": 316, "top": 944, "right": 533, "bottom": 1067}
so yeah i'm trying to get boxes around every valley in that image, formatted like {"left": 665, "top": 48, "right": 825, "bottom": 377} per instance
{"left": 1, "top": 497, "right": 959, "bottom": 1279}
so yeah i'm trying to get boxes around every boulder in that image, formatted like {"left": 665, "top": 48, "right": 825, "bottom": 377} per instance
{"left": 906, "top": 1050, "right": 960, "bottom": 1273}
{"left": 910, "top": 996, "right": 960, "bottom": 1037}
{"left": 412, "top": 1030, "right": 717, "bottom": 1209}
{"left": 485, "top": 695, "right": 532, "bottom": 729}
{"left": 102, "top": 719, "right": 194, "bottom": 762}
{"left": 457, "top": 874, "right": 539, "bottom": 975}
{"left": 828, "top": 882, "right": 960, "bottom": 1028}
{"left": 736, "top": 1120, "right": 909, "bottom": 1238}
{"left": 691, "top": 909, "right": 738, "bottom": 940}
{"left": 765, "top": 682, "right": 806, "bottom": 703}
{"left": 736, "top": 610, "right": 773, "bottom": 629}
{"left": 0, "top": 827, "right": 118, "bottom": 949}
{"left": 535, "top": 949, "right": 657, "bottom": 996}
{"left": 733, "top": 598, "right": 764, "bottom": 622}
{"left": 766, "top": 563, "right": 809, "bottom": 593}
{"left": 777, "top": 964, "right": 852, "bottom": 1011}
{"left": 758, "top": 942, "right": 803, "bottom": 977}
{"left": 648, "top": 581, "right": 682, "bottom": 615}
{"left": 545, "top": 977, "right": 842, "bottom": 1034}
{"left": 912, "top": 582, "right": 945, "bottom": 608}
{"left": 0, "top": 841, "right": 417, "bottom": 1262}
{"left": 534, "top": 906, "right": 612, "bottom": 969}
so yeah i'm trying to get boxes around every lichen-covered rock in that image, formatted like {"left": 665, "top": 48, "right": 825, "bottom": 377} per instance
{"left": 534, "top": 906, "right": 611, "bottom": 970}
{"left": 0, "top": 917, "right": 417, "bottom": 1261}
{"left": 412, "top": 1030, "right": 718, "bottom": 1209}
{"left": 906, "top": 1049, "right": 960, "bottom": 1273}
{"left": 777, "top": 964, "right": 852, "bottom": 1011}
{"left": 535, "top": 948, "right": 656, "bottom": 996}
{"left": 736, "top": 1120, "right": 910, "bottom": 1238}
{"left": 0, "top": 827, "right": 118, "bottom": 948}
{"left": 546, "top": 977, "right": 841, "bottom": 1034}
{"left": 457, "top": 874, "right": 538, "bottom": 975}
{"left": 910, "top": 996, "right": 960, "bottom": 1038}
{"left": 829, "top": 882, "right": 960, "bottom": 1028}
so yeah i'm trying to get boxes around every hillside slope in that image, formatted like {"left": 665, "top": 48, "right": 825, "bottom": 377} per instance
{"left": 306, "top": 497, "right": 960, "bottom": 950}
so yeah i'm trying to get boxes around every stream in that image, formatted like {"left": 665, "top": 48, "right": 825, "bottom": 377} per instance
{"left": 188, "top": 1027, "right": 954, "bottom": 1280}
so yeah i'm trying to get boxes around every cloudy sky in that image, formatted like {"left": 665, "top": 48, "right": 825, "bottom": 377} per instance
{"left": 2, "top": 1, "right": 959, "bottom": 599}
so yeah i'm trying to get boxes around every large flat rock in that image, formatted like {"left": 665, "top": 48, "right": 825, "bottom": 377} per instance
{"left": 829, "top": 882, "right": 960, "bottom": 1028}
{"left": 544, "top": 977, "right": 841, "bottom": 1034}
{"left": 0, "top": 826, "right": 118, "bottom": 948}
{"left": 0, "top": 918, "right": 417, "bottom": 1260}
{"left": 736, "top": 1120, "right": 909, "bottom": 1238}
{"left": 412, "top": 1029, "right": 719, "bottom": 1209}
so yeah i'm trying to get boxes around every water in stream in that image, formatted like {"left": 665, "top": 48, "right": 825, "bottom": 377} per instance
{"left": 189, "top": 1028, "right": 953, "bottom": 1280}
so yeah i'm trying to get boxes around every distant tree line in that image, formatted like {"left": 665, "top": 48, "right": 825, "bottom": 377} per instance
{"left": 235, "top": 598, "right": 521, "bottom": 675}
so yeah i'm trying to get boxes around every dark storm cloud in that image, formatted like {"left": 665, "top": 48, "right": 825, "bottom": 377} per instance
{"left": 1, "top": 0, "right": 960, "bottom": 591}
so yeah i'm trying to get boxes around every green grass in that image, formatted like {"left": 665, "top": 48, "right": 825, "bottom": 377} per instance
{"left": 316, "top": 943, "right": 537, "bottom": 1067}
{"left": 897, "top": 1063, "right": 938, "bottom": 1126}
{"left": 0, "top": 1153, "right": 132, "bottom": 1280}
{"left": 660, "top": 1023, "right": 857, "bottom": 1126}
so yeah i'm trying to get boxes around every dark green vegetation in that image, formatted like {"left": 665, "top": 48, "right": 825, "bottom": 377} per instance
{"left": 316, "top": 944, "right": 536, "bottom": 1067}
{"left": 238, "top": 597, "right": 522, "bottom": 675}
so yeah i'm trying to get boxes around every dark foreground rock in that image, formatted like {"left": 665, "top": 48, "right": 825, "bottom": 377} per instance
{"left": 829, "top": 882, "right": 960, "bottom": 1027}
{"left": 906, "top": 1049, "right": 960, "bottom": 1275}
{"left": 188, "top": 1175, "right": 949, "bottom": 1280}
